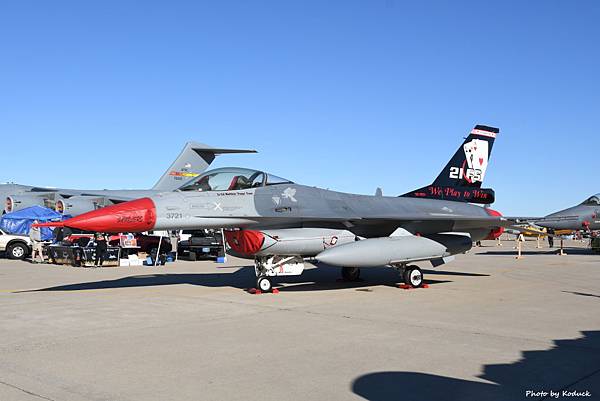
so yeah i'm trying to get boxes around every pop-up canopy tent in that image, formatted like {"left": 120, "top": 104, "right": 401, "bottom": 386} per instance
{"left": 0, "top": 206, "right": 63, "bottom": 241}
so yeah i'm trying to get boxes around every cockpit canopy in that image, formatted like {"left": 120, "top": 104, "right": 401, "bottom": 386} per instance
{"left": 179, "top": 167, "right": 293, "bottom": 192}
{"left": 581, "top": 194, "right": 600, "bottom": 206}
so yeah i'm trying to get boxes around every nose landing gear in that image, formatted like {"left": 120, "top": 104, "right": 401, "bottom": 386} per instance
{"left": 252, "top": 255, "right": 305, "bottom": 293}
{"left": 256, "top": 276, "right": 273, "bottom": 292}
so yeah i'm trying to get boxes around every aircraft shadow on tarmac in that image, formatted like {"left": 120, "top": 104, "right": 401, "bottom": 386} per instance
{"left": 351, "top": 330, "right": 600, "bottom": 401}
{"left": 17, "top": 265, "right": 488, "bottom": 293}
{"left": 562, "top": 291, "right": 600, "bottom": 299}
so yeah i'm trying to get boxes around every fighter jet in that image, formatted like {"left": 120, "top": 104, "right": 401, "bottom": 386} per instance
{"left": 45, "top": 125, "right": 511, "bottom": 292}
{"left": 2, "top": 142, "right": 255, "bottom": 216}
{"left": 532, "top": 194, "right": 600, "bottom": 232}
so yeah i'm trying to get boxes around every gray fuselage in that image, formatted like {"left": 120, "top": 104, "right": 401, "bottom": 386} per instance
{"left": 152, "top": 183, "right": 495, "bottom": 241}
{"left": 536, "top": 204, "right": 600, "bottom": 231}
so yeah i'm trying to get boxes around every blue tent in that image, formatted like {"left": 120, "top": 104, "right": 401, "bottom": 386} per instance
{"left": 0, "top": 206, "right": 63, "bottom": 241}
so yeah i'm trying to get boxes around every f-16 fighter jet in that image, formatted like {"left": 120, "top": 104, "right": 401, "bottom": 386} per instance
{"left": 46, "top": 125, "right": 510, "bottom": 292}
{"left": 532, "top": 194, "right": 600, "bottom": 232}
{"left": 2, "top": 142, "right": 255, "bottom": 216}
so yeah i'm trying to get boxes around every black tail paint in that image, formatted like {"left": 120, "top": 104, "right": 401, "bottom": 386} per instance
{"left": 401, "top": 125, "right": 499, "bottom": 204}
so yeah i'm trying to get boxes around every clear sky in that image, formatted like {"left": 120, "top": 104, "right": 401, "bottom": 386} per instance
{"left": 0, "top": 1, "right": 598, "bottom": 215}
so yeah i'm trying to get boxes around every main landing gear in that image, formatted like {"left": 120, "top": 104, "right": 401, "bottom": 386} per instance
{"left": 252, "top": 255, "right": 425, "bottom": 293}
{"left": 395, "top": 264, "right": 424, "bottom": 288}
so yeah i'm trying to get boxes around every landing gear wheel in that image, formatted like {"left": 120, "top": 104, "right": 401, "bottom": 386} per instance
{"left": 341, "top": 267, "right": 361, "bottom": 281}
{"left": 257, "top": 276, "right": 272, "bottom": 292}
{"left": 403, "top": 266, "right": 423, "bottom": 288}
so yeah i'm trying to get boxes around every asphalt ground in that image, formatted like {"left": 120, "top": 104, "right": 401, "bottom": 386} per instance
{"left": 1, "top": 239, "right": 599, "bottom": 401}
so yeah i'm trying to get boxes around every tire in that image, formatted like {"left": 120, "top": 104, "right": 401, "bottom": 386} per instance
{"left": 7, "top": 242, "right": 28, "bottom": 260}
{"left": 403, "top": 265, "right": 423, "bottom": 288}
{"left": 257, "top": 276, "right": 272, "bottom": 292}
{"left": 341, "top": 267, "right": 361, "bottom": 281}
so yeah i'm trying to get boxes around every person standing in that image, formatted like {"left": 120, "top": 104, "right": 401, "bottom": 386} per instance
{"left": 515, "top": 233, "right": 525, "bottom": 259}
{"left": 94, "top": 233, "right": 108, "bottom": 267}
{"left": 547, "top": 229, "right": 554, "bottom": 248}
{"left": 29, "top": 220, "right": 44, "bottom": 263}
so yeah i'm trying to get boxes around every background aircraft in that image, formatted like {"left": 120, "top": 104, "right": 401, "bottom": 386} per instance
{"left": 2, "top": 143, "right": 255, "bottom": 216}
{"left": 509, "top": 194, "right": 600, "bottom": 239}
{"left": 44, "top": 125, "right": 511, "bottom": 292}
{"left": 533, "top": 194, "right": 600, "bottom": 232}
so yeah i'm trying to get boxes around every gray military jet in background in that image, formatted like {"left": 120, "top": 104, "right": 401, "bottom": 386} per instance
{"left": 46, "top": 125, "right": 512, "bottom": 291}
{"left": 533, "top": 194, "right": 600, "bottom": 232}
{"left": 2, "top": 142, "right": 255, "bottom": 216}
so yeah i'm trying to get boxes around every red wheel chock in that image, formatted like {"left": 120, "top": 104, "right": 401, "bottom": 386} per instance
{"left": 397, "top": 284, "right": 429, "bottom": 290}
{"left": 247, "top": 288, "right": 279, "bottom": 295}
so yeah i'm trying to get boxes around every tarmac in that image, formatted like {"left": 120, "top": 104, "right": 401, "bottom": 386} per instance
{"left": 1, "top": 239, "right": 599, "bottom": 401}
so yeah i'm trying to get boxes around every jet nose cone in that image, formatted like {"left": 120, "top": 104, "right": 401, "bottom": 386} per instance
{"left": 62, "top": 198, "right": 156, "bottom": 233}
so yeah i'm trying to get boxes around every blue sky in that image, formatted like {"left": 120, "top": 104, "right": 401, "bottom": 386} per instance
{"left": 0, "top": 1, "right": 598, "bottom": 215}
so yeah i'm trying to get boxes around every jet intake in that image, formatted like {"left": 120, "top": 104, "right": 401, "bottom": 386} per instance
{"left": 315, "top": 233, "right": 471, "bottom": 268}
{"left": 5, "top": 195, "right": 46, "bottom": 214}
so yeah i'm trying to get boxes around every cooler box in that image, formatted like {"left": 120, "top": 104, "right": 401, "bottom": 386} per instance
{"left": 128, "top": 255, "right": 143, "bottom": 266}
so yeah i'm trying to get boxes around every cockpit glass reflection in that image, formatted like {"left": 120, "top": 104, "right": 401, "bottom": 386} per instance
{"left": 179, "top": 167, "right": 293, "bottom": 192}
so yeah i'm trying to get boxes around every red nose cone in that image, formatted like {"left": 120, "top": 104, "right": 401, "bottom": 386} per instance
{"left": 62, "top": 197, "right": 156, "bottom": 233}
{"left": 485, "top": 208, "right": 504, "bottom": 240}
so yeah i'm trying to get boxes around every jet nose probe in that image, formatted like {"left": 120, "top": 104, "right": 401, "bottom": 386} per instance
{"left": 45, "top": 197, "right": 157, "bottom": 233}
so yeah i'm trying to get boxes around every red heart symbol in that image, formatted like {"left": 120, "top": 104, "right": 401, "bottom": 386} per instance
{"left": 479, "top": 157, "right": 484, "bottom": 166}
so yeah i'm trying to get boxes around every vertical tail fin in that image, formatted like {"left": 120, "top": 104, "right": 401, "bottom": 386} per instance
{"left": 432, "top": 125, "right": 498, "bottom": 188}
{"left": 401, "top": 125, "right": 499, "bottom": 204}
{"left": 152, "top": 142, "right": 257, "bottom": 191}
